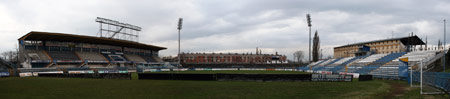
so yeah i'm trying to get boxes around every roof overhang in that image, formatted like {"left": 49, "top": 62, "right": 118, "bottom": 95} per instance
{"left": 19, "top": 31, "right": 167, "bottom": 51}
{"left": 334, "top": 36, "right": 425, "bottom": 49}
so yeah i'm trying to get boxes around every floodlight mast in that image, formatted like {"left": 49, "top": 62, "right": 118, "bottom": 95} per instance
{"left": 177, "top": 18, "right": 183, "bottom": 72}
{"left": 306, "top": 14, "right": 312, "bottom": 63}
{"left": 96, "top": 17, "right": 141, "bottom": 42}
{"left": 444, "top": 19, "right": 446, "bottom": 72}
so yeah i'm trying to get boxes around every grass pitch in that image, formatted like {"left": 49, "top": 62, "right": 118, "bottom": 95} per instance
{"left": 1, "top": 77, "right": 386, "bottom": 99}
{"left": 0, "top": 71, "right": 448, "bottom": 99}
{"left": 149, "top": 70, "right": 310, "bottom": 74}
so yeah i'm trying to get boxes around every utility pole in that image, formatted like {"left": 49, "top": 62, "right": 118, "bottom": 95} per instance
{"left": 177, "top": 18, "right": 183, "bottom": 73}
{"left": 306, "top": 14, "right": 312, "bottom": 63}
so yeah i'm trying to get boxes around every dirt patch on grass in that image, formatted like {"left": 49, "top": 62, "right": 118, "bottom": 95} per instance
{"left": 384, "top": 81, "right": 407, "bottom": 99}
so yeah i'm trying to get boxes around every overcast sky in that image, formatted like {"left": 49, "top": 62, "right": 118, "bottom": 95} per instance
{"left": 1, "top": 0, "right": 449, "bottom": 61}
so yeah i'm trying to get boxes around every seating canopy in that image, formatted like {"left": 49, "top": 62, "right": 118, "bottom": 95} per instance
{"left": 19, "top": 31, "right": 166, "bottom": 51}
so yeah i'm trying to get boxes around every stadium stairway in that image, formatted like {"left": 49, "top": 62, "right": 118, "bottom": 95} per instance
{"left": 334, "top": 55, "right": 369, "bottom": 73}
{"left": 320, "top": 56, "right": 365, "bottom": 73}
{"left": 423, "top": 50, "right": 446, "bottom": 70}
{"left": 354, "top": 52, "right": 407, "bottom": 74}
{"left": 369, "top": 50, "right": 445, "bottom": 79}
{"left": 328, "top": 57, "right": 354, "bottom": 66}
{"left": 369, "top": 51, "right": 439, "bottom": 79}
{"left": 308, "top": 60, "right": 325, "bottom": 66}
{"left": 319, "top": 58, "right": 344, "bottom": 71}
{"left": 302, "top": 59, "right": 332, "bottom": 71}
{"left": 367, "top": 52, "right": 407, "bottom": 66}
{"left": 317, "top": 59, "right": 336, "bottom": 66}
{"left": 310, "top": 59, "right": 329, "bottom": 67}
{"left": 350, "top": 54, "right": 387, "bottom": 66}
{"left": 322, "top": 58, "right": 343, "bottom": 66}
{"left": 342, "top": 55, "right": 369, "bottom": 66}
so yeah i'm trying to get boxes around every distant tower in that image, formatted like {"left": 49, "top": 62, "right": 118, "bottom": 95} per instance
{"left": 425, "top": 36, "right": 428, "bottom": 51}
{"left": 256, "top": 47, "right": 259, "bottom": 55}
{"left": 438, "top": 39, "right": 442, "bottom": 50}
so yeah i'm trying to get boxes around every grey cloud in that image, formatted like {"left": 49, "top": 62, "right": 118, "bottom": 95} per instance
{"left": 0, "top": 0, "right": 449, "bottom": 61}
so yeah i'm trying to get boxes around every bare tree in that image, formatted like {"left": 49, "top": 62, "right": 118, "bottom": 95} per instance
{"left": 293, "top": 50, "right": 304, "bottom": 63}
{"left": 0, "top": 50, "right": 18, "bottom": 62}
{"left": 0, "top": 52, "right": 8, "bottom": 61}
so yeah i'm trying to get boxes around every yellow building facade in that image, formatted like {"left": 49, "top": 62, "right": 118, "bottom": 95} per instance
{"left": 334, "top": 36, "right": 424, "bottom": 58}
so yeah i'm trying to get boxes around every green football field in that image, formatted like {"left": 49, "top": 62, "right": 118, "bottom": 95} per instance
{"left": 0, "top": 71, "right": 448, "bottom": 99}
{"left": 147, "top": 70, "right": 311, "bottom": 74}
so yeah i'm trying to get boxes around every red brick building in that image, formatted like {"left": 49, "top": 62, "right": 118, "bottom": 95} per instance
{"left": 180, "top": 52, "right": 287, "bottom": 64}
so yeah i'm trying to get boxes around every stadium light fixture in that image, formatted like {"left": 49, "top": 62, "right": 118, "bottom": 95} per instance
{"left": 306, "top": 14, "right": 312, "bottom": 63}
{"left": 177, "top": 18, "right": 183, "bottom": 72}
{"left": 444, "top": 19, "right": 446, "bottom": 72}
{"left": 96, "top": 17, "right": 141, "bottom": 42}
{"left": 178, "top": 18, "right": 183, "bottom": 30}
{"left": 96, "top": 17, "right": 142, "bottom": 31}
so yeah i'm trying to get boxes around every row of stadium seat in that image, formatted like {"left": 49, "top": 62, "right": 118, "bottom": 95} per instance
{"left": 124, "top": 54, "right": 146, "bottom": 63}
{"left": 301, "top": 50, "right": 444, "bottom": 77}
{"left": 75, "top": 52, "right": 108, "bottom": 63}
{"left": 349, "top": 54, "right": 387, "bottom": 66}
{"left": 367, "top": 52, "right": 406, "bottom": 66}
{"left": 47, "top": 51, "right": 81, "bottom": 62}
{"left": 26, "top": 50, "right": 162, "bottom": 64}
{"left": 26, "top": 50, "right": 51, "bottom": 61}
{"left": 329, "top": 57, "right": 354, "bottom": 66}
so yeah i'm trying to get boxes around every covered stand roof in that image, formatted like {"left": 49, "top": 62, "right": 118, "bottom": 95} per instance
{"left": 335, "top": 36, "right": 425, "bottom": 49}
{"left": 19, "top": 31, "right": 167, "bottom": 51}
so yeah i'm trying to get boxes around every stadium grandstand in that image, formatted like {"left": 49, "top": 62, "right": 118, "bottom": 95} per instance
{"left": 300, "top": 35, "right": 448, "bottom": 80}
{"left": 334, "top": 35, "right": 424, "bottom": 58}
{"left": 17, "top": 31, "right": 167, "bottom": 73}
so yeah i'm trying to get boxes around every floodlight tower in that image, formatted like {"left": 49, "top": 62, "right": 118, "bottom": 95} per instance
{"left": 306, "top": 14, "right": 312, "bottom": 63}
{"left": 95, "top": 17, "right": 141, "bottom": 42}
{"left": 177, "top": 18, "right": 183, "bottom": 71}
{"left": 444, "top": 19, "right": 446, "bottom": 72}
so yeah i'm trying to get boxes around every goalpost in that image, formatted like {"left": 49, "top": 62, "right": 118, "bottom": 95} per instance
{"left": 410, "top": 58, "right": 447, "bottom": 95}
{"left": 404, "top": 56, "right": 447, "bottom": 95}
